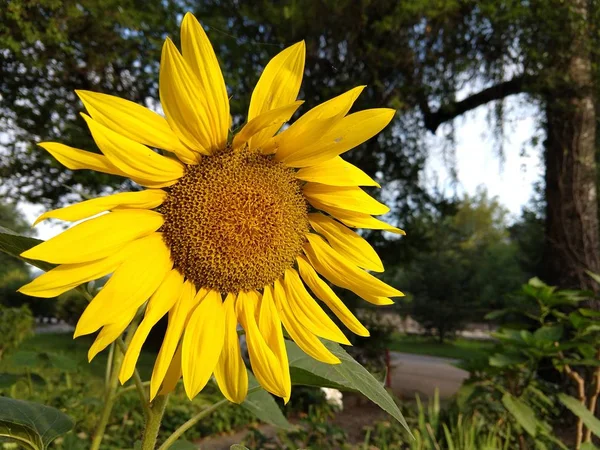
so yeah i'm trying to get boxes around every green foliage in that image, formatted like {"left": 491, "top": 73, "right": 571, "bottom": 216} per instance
{"left": 402, "top": 189, "right": 525, "bottom": 341}
{"left": 242, "top": 372, "right": 294, "bottom": 430}
{"left": 0, "top": 305, "right": 34, "bottom": 361}
{"left": 286, "top": 340, "right": 409, "bottom": 431}
{"left": 0, "top": 397, "right": 74, "bottom": 450}
{"left": 242, "top": 403, "right": 347, "bottom": 450}
{"left": 0, "top": 202, "right": 30, "bottom": 275}
{"left": 54, "top": 290, "right": 88, "bottom": 325}
{"left": 509, "top": 182, "right": 546, "bottom": 280}
{"left": 458, "top": 278, "right": 600, "bottom": 448}
{"left": 349, "top": 309, "right": 397, "bottom": 376}
{"left": 0, "top": 0, "right": 183, "bottom": 207}
{"left": 558, "top": 394, "right": 600, "bottom": 439}
{"left": 353, "top": 389, "right": 512, "bottom": 450}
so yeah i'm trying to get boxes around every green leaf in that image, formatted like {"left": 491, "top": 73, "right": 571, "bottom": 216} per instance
{"left": 579, "top": 308, "right": 600, "bottom": 318}
{"left": 0, "top": 397, "right": 75, "bottom": 450}
{"left": 581, "top": 443, "right": 600, "bottom": 450}
{"left": 286, "top": 340, "right": 410, "bottom": 433}
{"left": 502, "top": 393, "right": 537, "bottom": 437}
{"left": 492, "top": 328, "right": 525, "bottom": 344}
{"left": 0, "top": 226, "right": 53, "bottom": 271}
{"left": 43, "top": 352, "right": 79, "bottom": 372}
{"left": 484, "top": 309, "right": 512, "bottom": 320}
{"left": 558, "top": 394, "right": 600, "bottom": 438}
{"left": 0, "top": 373, "right": 20, "bottom": 389}
{"left": 230, "top": 445, "right": 250, "bottom": 450}
{"left": 241, "top": 372, "right": 294, "bottom": 430}
{"left": 585, "top": 270, "right": 600, "bottom": 285}
{"left": 8, "top": 351, "right": 44, "bottom": 369}
{"left": 489, "top": 352, "right": 526, "bottom": 367}
{"left": 533, "top": 325, "right": 563, "bottom": 342}
{"left": 528, "top": 277, "right": 546, "bottom": 288}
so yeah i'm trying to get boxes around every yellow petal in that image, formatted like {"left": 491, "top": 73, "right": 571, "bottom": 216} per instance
{"left": 358, "top": 294, "right": 395, "bottom": 306}
{"left": 296, "top": 255, "right": 369, "bottom": 337}
{"left": 283, "top": 269, "right": 350, "bottom": 344}
{"left": 82, "top": 114, "right": 184, "bottom": 187}
{"left": 159, "top": 344, "right": 183, "bottom": 396}
{"left": 160, "top": 38, "right": 214, "bottom": 154}
{"left": 75, "top": 90, "right": 196, "bottom": 164}
{"left": 238, "top": 290, "right": 289, "bottom": 399}
{"left": 233, "top": 101, "right": 303, "bottom": 151}
{"left": 303, "top": 233, "right": 403, "bottom": 299}
{"left": 269, "top": 86, "right": 364, "bottom": 158}
{"left": 308, "top": 213, "right": 383, "bottom": 272}
{"left": 315, "top": 206, "right": 406, "bottom": 234}
{"left": 39, "top": 142, "right": 124, "bottom": 176}
{"left": 281, "top": 108, "right": 396, "bottom": 167}
{"left": 88, "top": 309, "right": 137, "bottom": 362}
{"left": 150, "top": 282, "right": 201, "bottom": 400}
{"left": 303, "top": 184, "right": 390, "bottom": 216}
{"left": 119, "top": 269, "right": 184, "bottom": 384}
{"left": 248, "top": 41, "right": 305, "bottom": 122}
{"left": 273, "top": 279, "right": 340, "bottom": 364}
{"left": 295, "top": 156, "right": 380, "bottom": 187}
{"left": 21, "top": 210, "right": 164, "bottom": 264}
{"left": 182, "top": 290, "right": 225, "bottom": 399}
{"left": 214, "top": 293, "right": 249, "bottom": 404}
{"left": 258, "top": 285, "right": 291, "bottom": 402}
{"left": 74, "top": 233, "right": 172, "bottom": 336}
{"left": 18, "top": 246, "right": 133, "bottom": 298}
{"left": 34, "top": 190, "right": 167, "bottom": 226}
{"left": 181, "top": 13, "right": 229, "bottom": 149}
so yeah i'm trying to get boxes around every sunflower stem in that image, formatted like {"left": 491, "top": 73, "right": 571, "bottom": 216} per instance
{"left": 157, "top": 398, "right": 228, "bottom": 450}
{"left": 141, "top": 394, "right": 169, "bottom": 450}
{"left": 89, "top": 317, "right": 141, "bottom": 450}
{"left": 116, "top": 337, "right": 150, "bottom": 418}
{"left": 157, "top": 386, "right": 260, "bottom": 450}
{"left": 90, "top": 337, "right": 122, "bottom": 450}
{"left": 77, "top": 286, "right": 150, "bottom": 417}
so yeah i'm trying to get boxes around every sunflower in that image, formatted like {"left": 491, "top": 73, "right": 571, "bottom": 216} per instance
{"left": 19, "top": 13, "right": 404, "bottom": 404}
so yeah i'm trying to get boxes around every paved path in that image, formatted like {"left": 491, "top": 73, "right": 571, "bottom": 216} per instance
{"left": 388, "top": 351, "right": 469, "bottom": 399}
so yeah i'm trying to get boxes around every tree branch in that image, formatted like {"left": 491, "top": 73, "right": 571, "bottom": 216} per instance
{"left": 422, "top": 75, "right": 533, "bottom": 133}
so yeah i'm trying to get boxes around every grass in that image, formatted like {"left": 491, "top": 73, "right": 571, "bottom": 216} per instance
{"left": 387, "top": 333, "right": 495, "bottom": 360}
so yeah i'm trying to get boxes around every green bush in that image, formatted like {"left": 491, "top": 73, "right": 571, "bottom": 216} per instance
{"left": 0, "top": 269, "right": 57, "bottom": 318}
{"left": 54, "top": 290, "right": 88, "bottom": 325}
{"left": 457, "top": 278, "right": 600, "bottom": 449}
{"left": 0, "top": 304, "right": 34, "bottom": 360}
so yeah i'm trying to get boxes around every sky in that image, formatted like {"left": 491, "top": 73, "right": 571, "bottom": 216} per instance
{"left": 423, "top": 94, "right": 543, "bottom": 220}
{"left": 19, "top": 94, "right": 544, "bottom": 240}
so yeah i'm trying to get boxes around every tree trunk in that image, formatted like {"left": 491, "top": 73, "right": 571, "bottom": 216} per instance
{"left": 544, "top": 0, "right": 600, "bottom": 295}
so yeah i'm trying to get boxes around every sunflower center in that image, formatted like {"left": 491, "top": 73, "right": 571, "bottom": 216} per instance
{"left": 161, "top": 148, "right": 309, "bottom": 293}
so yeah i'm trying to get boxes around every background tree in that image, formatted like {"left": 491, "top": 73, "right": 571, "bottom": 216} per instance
{"left": 0, "top": 200, "right": 30, "bottom": 274}
{"left": 2, "top": 0, "right": 598, "bottom": 297}
{"left": 403, "top": 190, "right": 525, "bottom": 341}
{"left": 192, "top": 0, "right": 600, "bottom": 294}
{"left": 0, "top": 199, "right": 54, "bottom": 317}
{"left": 0, "top": 0, "right": 181, "bottom": 207}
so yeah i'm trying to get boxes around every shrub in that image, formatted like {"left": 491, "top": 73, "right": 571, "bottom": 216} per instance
{"left": 458, "top": 278, "right": 600, "bottom": 449}
{"left": 0, "top": 304, "right": 34, "bottom": 360}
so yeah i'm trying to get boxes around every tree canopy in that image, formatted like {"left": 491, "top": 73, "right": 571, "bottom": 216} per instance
{"left": 1, "top": 0, "right": 598, "bottom": 295}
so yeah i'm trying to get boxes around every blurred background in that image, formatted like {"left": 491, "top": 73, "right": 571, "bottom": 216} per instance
{"left": 1, "top": 1, "right": 599, "bottom": 449}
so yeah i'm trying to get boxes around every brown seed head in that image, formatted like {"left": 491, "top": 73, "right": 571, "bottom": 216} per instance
{"left": 161, "top": 148, "right": 309, "bottom": 293}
